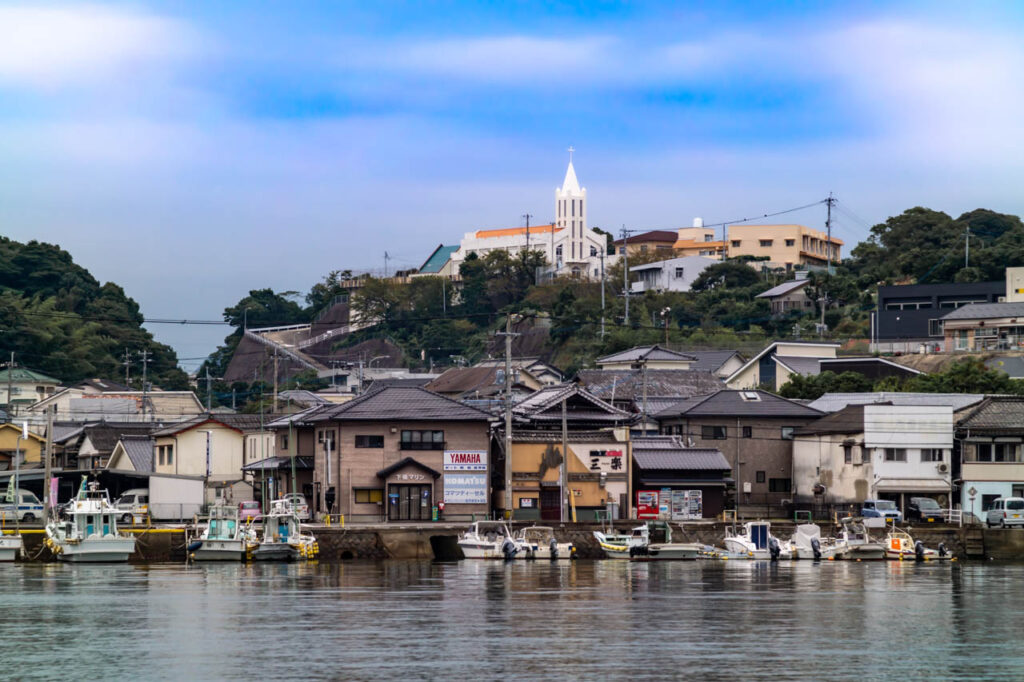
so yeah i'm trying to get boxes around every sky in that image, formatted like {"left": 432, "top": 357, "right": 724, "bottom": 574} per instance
{"left": 3, "top": 1, "right": 1024, "bottom": 371}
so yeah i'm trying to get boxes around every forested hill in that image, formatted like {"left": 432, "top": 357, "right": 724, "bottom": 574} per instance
{"left": 0, "top": 236, "right": 188, "bottom": 389}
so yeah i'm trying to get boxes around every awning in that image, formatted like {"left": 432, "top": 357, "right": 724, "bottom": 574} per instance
{"left": 242, "top": 456, "right": 314, "bottom": 472}
{"left": 874, "top": 478, "right": 951, "bottom": 493}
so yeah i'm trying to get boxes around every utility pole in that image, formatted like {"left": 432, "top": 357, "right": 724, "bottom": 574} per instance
{"left": 138, "top": 349, "right": 151, "bottom": 420}
{"left": 123, "top": 348, "right": 132, "bottom": 387}
{"left": 965, "top": 227, "right": 971, "bottom": 268}
{"left": 661, "top": 307, "right": 671, "bottom": 345}
{"left": 205, "top": 368, "right": 213, "bottom": 412}
{"left": 825, "top": 192, "right": 835, "bottom": 276}
{"left": 522, "top": 213, "right": 533, "bottom": 253}
{"left": 384, "top": 251, "right": 391, "bottom": 278}
{"left": 621, "top": 226, "right": 630, "bottom": 325}
{"left": 5, "top": 351, "right": 13, "bottom": 417}
{"left": 599, "top": 247, "right": 606, "bottom": 338}
{"left": 44, "top": 408, "right": 53, "bottom": 519}
{"left": 272, "top": 348, "right": 279, "bottom": 409}
{"left": 560, "top": 398, "right": 568, "bottom": 523}
{"left": 497, "top": 314, "right": 520, "bottom": 519}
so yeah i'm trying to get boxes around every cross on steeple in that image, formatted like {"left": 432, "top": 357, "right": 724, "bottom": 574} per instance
{"left": 567, "top": 146, "right": 574, "bottom": 162}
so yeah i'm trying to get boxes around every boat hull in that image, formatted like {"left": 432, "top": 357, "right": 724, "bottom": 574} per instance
{"left": 885, "top": 548, "right": 949, "bottom": 561}
{"left": 632, "top": 543, "right": 702, "bottom": 561}
{"left": 520, "top": 544, "right": 575, "bottom": 560}
{"left": 192, "top": 539, "right": 249, "bottom": 561}
{"left": 0, "top": 536, "right": 22, "bottom": 562}
{"left": 845, "top": 544, "right": 886, "bottom": 561}
{"left": 55, "top": 537, "right": 136, "bottom": 563}
{"left": 458, "top": 542, "right": 509, "bottom": 559}
{"left": 252, "top": 542, "right": 298, "bottom": 561}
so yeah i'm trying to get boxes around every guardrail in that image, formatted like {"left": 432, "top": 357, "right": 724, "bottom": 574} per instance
{"left": 944, "top": 509, "right": 963, "bottom": 527}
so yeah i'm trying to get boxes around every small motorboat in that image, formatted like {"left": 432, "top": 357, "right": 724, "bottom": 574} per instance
{"left": 884, "top": 526, "right": 951, "bottom": 561}
{"left": 189, "top": 504, "right": 258, "bottom": 561}
{"left": 788, "top": 523, "right": 848, "bottom": 560}
{"left": 836, "top": 517, "right": 886, "bottom": 560}
{"left": 44, "top": 478, "right": 136, "bottom": 563}
{"left": 515, "top": 525, "right": 575, "bottom": 560}
{"left": 596, "top": 523, "right": 703, "bottom": 561}
{"left": 724, "top": 520, "right": 792, "bottom": 560}
{"left": 252, "top": 499, "right": 318, "bottom": 561}
{"left": 593, "top": 525, "right": 643, "bottom": 560}
{"left": 458, "top": 521, "right": 523, "bottom": 559}
{"left": 0, "top": 523, "right": 22, "bottom": 562}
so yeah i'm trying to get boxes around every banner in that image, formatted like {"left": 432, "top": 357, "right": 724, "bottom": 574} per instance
{"left": 443, "top": 451, "right": 487, "bottom": 471}
{"left": 443, "top": 473, "right": 487, "bottom": 504}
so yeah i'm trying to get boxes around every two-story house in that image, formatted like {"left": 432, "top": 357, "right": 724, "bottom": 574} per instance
{"left": 956, "top": 397, "right": 1024, "bottom": 521}
{"left": 302, "top": 386, "right": 493, "bottom": 522}
{"left": 654, "top": 389, "right": 823, "bottom": 515}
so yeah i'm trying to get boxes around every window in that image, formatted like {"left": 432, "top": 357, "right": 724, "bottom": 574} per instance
{"left": 759, "top": 240, "right": 773, "bottom": 247}
{"left": 704, "top": 234, "right": 714, "bottom": 242}
{"left": 928, "top": 319, "right": 943, "bottom": 337}
{"left": 280, "top": 434, "right": 289, "bottom": 450}
{"left": 354, "top": 489, "right": 384, "bottom": 504}
{"left": 640, "top": 244, "right": 648, "bottom": 253}
{"left": 739, "top": 391, "right": 760, "bottom": 401}
{"left": 844, "top": 445, "right": 852, "bottom": 463}
{"left": 861, "top": 448, "right": 870, "bottom": 464}
{"left": 785, "top": 239, "right": 795, "bottom": 247}
{"left": 769, "top": 478, "right": 791, "bottom": 493}
{"left": 976, "top": 443, "right": 1017, "bottom": 462}
{"left": 355, "top": 435, "right": 384, "bottom": 448}
{"left": 731, "top": 240, "right": 741, "bottom": 248}
{"left": 156, "top": 444, "right": 173, "bottom": 466}
{"left": 401, "top": 430, "right": 445, "bottom": 450}
{"left": 701, "top": 425, "right": 727, "bottom": 440}
{"left": 755, "top": 471, "right": 766, "bottom": 483}
{"left": 674, "top": 267, "right": 685, "bottom": 279}
{"left": 742, "top": 426, "right": 753, "bottom": 438}
{"left": 158, "top": 446, "right": 165, "bottom": 466}
{"left": 982, "top": 494, "right": 1000, "bottom": 512}
{"left": 921, "top": 448, "right": 944, "bottom": 462}
{"left": 781, "top": 427, "right": 796, "bottom": 440}
{"left": 884, "top": 448, "right": 907, "bottom": 462}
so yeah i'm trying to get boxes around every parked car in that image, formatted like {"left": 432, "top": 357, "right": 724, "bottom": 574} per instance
{"left": 0, "top": 489, "right": 44, "bottom": 523}
{"left": 986, "top": 497, "right": 1024, "bottom": 528}
{"left": 238, "top": 500, "right": 262, "bottom": 523}
{"left": 907, "top": 497, "right": 944, "bottom": 523}
{"left": 282, "top": 493, "right": 310, "bottom": 521}
{"left": 861, "top": 499, "right": 902, "bottom": 524}
{"left": 114, "top": 488, "right": 150, "bottom": 523}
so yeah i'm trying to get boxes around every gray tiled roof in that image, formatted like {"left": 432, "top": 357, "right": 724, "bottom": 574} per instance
{"left": 118, "top": 435, "right": 154, "bottom": 472}
{"left": 957, "top": 397, "right": 1024, "bottom": 432}
{"left": 577, "top": 370, "right": 723, "bottom": 402}
{"left": 683, "top": 351, "right": 741, "bottom": 374}
{"left": 808, "top": 392, "right": 987, "bottom": 413}
{"left": 151, "top": 414, "right": 272, "bottom": 436}
{"left": 512, "top": 384, "right": 630, "bottom": 422}
{"left": 940, "top": 302, "right": 1024, "bottom": 321}
{"left": 654, "top": 389, "right": 823, "bottom": 419}
{"left": 307, "top": 386, "right": 493, "bottom": 422}
{"left": 756, "top": 279, "right": 809, "bottom": 298}
{"left": 83, "top": 423, "right": 159, "bottom": 452}
{"left": 632, "top": 437, "right": 731, "bottom": 471}
{"left": 596, "top": 345, "right": 696, "bottom": 364}
{"left": 774, "top": 355, "right": 822, "bottom": 376}
{"left": 793, "top": 404, "right": 870, "bottom": 436}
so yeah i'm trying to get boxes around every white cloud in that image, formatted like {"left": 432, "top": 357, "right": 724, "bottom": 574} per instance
{"left": 0, "top": 4, "right": 201, "bottom": 90}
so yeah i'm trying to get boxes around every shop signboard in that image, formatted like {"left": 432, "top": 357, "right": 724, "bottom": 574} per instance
{"left": 444, "top": 451, "right": 487, "bottom": 471}
{"left": 443, "top": 473, "right": 487, "bottom": 504}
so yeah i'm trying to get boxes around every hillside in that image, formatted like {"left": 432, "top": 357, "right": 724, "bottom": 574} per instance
{"left": 0, "top": 236, "right": 188, "bottom": 389}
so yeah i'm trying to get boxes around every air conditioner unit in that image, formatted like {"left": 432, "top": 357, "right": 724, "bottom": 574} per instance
{"left": 937, "top": 462, "right": 949, "bottom": 474}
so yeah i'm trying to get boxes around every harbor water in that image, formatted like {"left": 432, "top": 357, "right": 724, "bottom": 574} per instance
{"left": 1, "top": 560, "right": 1021, "bottom": 680}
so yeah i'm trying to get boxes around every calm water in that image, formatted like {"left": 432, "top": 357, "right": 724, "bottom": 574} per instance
{"left": 0, "top": 560, "right": 1018, "bottom": 680}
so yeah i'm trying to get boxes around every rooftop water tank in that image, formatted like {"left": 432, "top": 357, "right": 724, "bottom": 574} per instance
{"left": 693, "top": 217, "right": 704, "bottom": 228}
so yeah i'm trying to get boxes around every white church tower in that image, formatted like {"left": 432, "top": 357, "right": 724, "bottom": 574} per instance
{"left": 555, "top": 147, "right": 587, "bottom": 268}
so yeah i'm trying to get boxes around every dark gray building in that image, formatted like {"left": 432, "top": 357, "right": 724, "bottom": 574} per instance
{"left": 875, "top": 280, "right": 1004, "bottom": 350}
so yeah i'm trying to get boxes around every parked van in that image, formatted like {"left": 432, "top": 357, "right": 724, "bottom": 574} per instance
{"left": 0, "top": 489, "right": 44, "bottom": 523}
{"left": 861, "top": 499, "right": 902, "bottom": 524}
{"left": 115, "top": 488, "right": 150, "bottom": 523}
{"left": 986, "top": 497, "right": 1024, "bottom": 528}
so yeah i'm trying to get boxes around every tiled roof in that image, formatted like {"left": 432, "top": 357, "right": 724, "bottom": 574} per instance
{"left": 596, "top": 345, "right": 696, "bottom": 364}
{"left": 0, "top": 367, "right": 60, "bottom": 383}
{"left": 150, "top": 414, "right": 269, "bottom": 437}
{"left": 957, "top": 397, "right": 1024, "bottom": 433}
{"left": 654, "top": 389, "right": 822, "bottom": 419}
{"left": 793, "top": 405, "right": 870, "bottom": 436}
{"left": 307, "top": 386, "right": 493, "bottom": 422}
{"left": 278, "top": 390, "right": 330, "bottom": 406}
{"left": 83, "top": 423, "right": 159, "bottom": 452}
{"left": 512, "top": 384, "right": 631, "bottom": 422}
{"left": 774, "top": 355, "right": 822, "bottom": 376}
{"left": 117, "top": 435, "right": 155, "bottom": 472}
{"left": 611, "top": 230, "right": 678, "bottom": 246}
{"left": 684, "top": 351, "right": 741, "bottom": 374}
{"left": 940, "top": 302, "right": 1024, "bottom": 321}
{"left": 76, "top": 378, "right": 132, "bottom": 392}
{"left": 807, "top": 392, "right": 987, "bottom": 413}
{"left": 757, "top": 279, "right": 809, "bottom": 298}
{"left": 632, "top": 437, "right": 731, "bottom": 471}
{"left": 425, "top": 367, "right": 500, "bottom": 395}
{"left": 577, "top": 370, "right": 723, "bottom": 402}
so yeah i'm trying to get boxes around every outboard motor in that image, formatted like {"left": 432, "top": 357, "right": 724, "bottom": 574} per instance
{"left": 549, "top": 537, "right": 559, "bottom": 561}
{"left": 768, "top": 537, "right": 781, "bottom": 561}
{"left": 938, "top": 542, "right": 948, "bottom": 559}
{"left": 914, "top": 540, "right": 925, "bottom": 562}
{"left": 501, "top": 538, "right": 518, "bottom": 561}
{"left": 810, "top": 537, "right": 822, "bottom": 561}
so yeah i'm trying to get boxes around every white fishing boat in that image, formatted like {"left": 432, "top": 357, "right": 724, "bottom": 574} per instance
{"left": 44, "top": 479, "right": 136, "bottom": 562}
{"left": 723, "top": 520, "right": 792, "bottom": 560}
{"left": 884, "top": 526, "right": 951, "bottom": 561}
{"left": 516, "top": 525, "right": 575, "bottom": 560}
{"left": 252, "top": 499, "right": 318, "bottom": 561}
{"left": 188, "top": 505, "right": 258, "bottom": 561}
{"left": 788, "top": 523, "right": 849, "bottom": 560}
{"left": 595, "top": 523, "right": 704, "bottom": 560}
{"left": 836, "top": 517, "right": 886, "bottom": 560}
{"left": 0, "top": 534, "right": 21, "bottom": 562}
{"left": 458, "top": 521, "right": 522, "bottom": 559}
{"left": 593, "top": 525, "right": 643, "bottom": 560}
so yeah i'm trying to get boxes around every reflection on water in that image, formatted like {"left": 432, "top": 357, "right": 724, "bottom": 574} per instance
{"left": 0, "top": 560, "right": 1021, "bottom": 680}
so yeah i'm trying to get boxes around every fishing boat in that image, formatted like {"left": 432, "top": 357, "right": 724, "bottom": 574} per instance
{"left": 724, "top": 520, "right": 793, "bottom": 560}
{"left": 788, "top": 523, "right": 849, "bottom": 560}
{"left": 44, "top": 478, "right": 136, "bottom": 562}
{"left": 593, "top": 525, "right": 642, "bottom": 560}
{"left": 884, "top": 526, "right": 951, "bottom": 561}
{"left": 595, "top": 523, "right": 704, "bottom": 560}
{"left": 515, "top": 525, "right": 575, "bottom": 560}
{"left": 836, "top": 517, "right": 886, "bottom": 560}
{"left": 458, "top": 521, "right": 523, "bottom": 559}
{"left": 188, "top": 505, "right": 258, "bottom": 561}
{"left": 252, "top": 499, "right": 318, "bottom": 561}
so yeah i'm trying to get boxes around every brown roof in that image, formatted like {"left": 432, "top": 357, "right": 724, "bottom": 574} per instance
{"left": 425, "top": 367, "right": 499, "bottom": 395}
{"left": 307, "top": 386, "right": 493, "bottom": 422}
{"left": 611, "top": 230, "right": 678, "bottom": 246}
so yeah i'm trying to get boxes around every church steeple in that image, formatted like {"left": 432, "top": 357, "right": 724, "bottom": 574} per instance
{"left": 555, "top": 147, "right": 587, "bottom": 266}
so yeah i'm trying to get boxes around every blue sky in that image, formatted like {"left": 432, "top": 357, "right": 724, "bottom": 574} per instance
{"left": 2, "top": 1, "right": 1024, "bottom": 369}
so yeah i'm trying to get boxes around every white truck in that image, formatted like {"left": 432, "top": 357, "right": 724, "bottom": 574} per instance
{"left": 114, "top": 475, "right": 204, "bottom": 522}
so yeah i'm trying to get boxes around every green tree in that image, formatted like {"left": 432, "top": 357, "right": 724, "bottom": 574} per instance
{"left": 903, "top": 358, "right": 1024, "bottom": 394}
{"left": 691, "top": 261, "right": 762, "bottom": 292}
